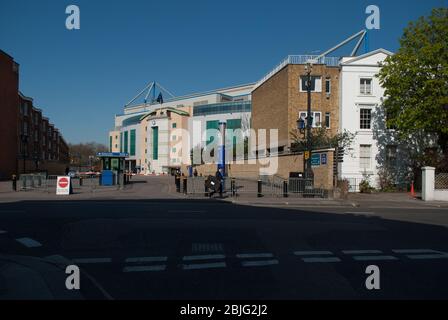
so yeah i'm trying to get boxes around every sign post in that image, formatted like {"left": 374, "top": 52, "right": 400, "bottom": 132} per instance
{"left": 56, "top": 176, "right": 71, "bottom": 195}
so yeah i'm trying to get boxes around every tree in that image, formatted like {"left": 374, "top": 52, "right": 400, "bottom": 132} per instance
{"left": 290, "top": 127, "right": 355, "bottom": 154}
{"left": 378, "top": 8, "right": 448, "bottom": 168}
{"left": 68, "top": 142, "right": 108, "bottom": 169}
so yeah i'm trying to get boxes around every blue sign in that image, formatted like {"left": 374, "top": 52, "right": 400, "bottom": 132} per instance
{"left": 97, "top": 152, "right": 129, "bottom": 158}
{"left": 311, "top": 153, "right": 321, "bottom": 166}
{"left": 321, "top": 153, "right": 327, "bottom": 165}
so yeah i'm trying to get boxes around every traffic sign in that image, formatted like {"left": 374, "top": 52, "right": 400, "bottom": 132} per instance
{"left": 321, "top": 153, "right": 327, "bottom": 165}
{"left": 56, "top": 176, "right": 71, "bottom": 195}
{"left": 304, "top": 151, "right": 310, "bottom": 160}
{"left": 311, "top": 153, "right": 321, "bottom": 166}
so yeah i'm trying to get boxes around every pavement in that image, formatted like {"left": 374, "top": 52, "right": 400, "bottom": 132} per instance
{"left": 0, "top": 175, "right": 448, "bottom": 299}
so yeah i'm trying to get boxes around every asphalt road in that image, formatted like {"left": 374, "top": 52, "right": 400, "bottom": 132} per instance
{"left": 1, "top": 177, "right": 448, "bottom": 299}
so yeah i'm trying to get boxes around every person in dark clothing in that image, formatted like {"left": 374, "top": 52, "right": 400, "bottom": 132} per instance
{"left": 215, "top": 169, "right": 224, "bottom": 197}
{"left": 193, "top": 169, "right": 198, "bottom": 177}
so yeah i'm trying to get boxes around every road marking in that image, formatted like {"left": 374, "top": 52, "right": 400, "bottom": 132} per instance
{"left": 168, "top": 210, "right": 206, "bottom": 213}
{"left": 392, "top": 249, "right": 442, "bottom": 254}
{"left": 183, "top": 254, "right": 225, "bottom": 261}
{"left": 344, "top": 211, "right": 375, "bottom": 215}
{"left": 72, "top": 258, "right": 112, "bottom": 264}
{"left": 342, "top": 250, "right": 383, "bottom": 254}
{"left": 125, "top": 256, "right": 168, "bottom": 263}
{"left": 15, "top": 237, "right": 42, "bottom": 248}
{"left": 353, "top": 255, "right": 398, "bottom": 261}
{"left": 302, "top": 257, "right": 341, "bottom": 263}
{"left": 294, "top": 251, "right": 333, "bottom": 256}
{"left": 123, "top": 265, "right": 166, "bottom": 272}
{"left": 236, "top": 253, "right": 274, "bottom": 259}
{"left": 0, "top": 230, "right": 7, "bottom": 234}
{"left": 241, "top": 259, "right": 279, "bottom": 267}
{"left": 392, "top": 249, "right": 448, "bottom": 260}
{"left": 182, "top": 262, "right": 227, "bottom": 270}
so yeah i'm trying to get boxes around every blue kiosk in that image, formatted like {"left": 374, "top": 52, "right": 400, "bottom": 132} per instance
{"left": 97, "top": 152, "right": 128, "bottom": 186}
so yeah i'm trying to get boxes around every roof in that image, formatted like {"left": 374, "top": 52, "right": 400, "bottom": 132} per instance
{"left": 125, "top": 82, "right": 255, "bottom": 109}
{"left": 340, "top": 48, "right": 393, "bottom": 65}
{"left": 121, "top": 114, "right": 143, "bottom": 127}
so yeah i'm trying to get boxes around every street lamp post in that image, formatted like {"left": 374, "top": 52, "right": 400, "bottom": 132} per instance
{"left": 304, "top": 61, "right": 314, "bottom": 184}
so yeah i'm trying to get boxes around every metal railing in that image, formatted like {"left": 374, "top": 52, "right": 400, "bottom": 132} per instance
{"left": 181, "top": 175, "right": 328, "bottom": 198}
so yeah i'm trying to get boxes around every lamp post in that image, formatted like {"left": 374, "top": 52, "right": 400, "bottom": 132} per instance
{"left": 304, "top": 61, "right": 315, "bottom": 184}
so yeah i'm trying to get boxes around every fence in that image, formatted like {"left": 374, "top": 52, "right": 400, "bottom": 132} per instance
{"left": 435, "top": 173, "right": 448, "bottom": 190}
{"left": 18, "top": 174, "right": 103, "bottom": 193}
{"left": 180, "top": 175, "right": 328, "bottom": 198}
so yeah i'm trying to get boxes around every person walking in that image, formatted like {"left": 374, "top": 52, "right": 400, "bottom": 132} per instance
{"left": 215, "top": 168, "right": 224, "bottom": 198}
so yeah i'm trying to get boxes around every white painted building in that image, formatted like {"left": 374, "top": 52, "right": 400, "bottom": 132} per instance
{"left": 338, "top": 48, "right": 397, "bottom": 190}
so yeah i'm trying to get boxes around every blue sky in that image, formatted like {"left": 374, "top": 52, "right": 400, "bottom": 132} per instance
{"left": 1, "top": 0, "right": 446, "bottom": 144}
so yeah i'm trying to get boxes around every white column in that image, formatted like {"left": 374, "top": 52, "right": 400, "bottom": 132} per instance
{"left": 422, "top": 166, "right": 435, "bottom": 201}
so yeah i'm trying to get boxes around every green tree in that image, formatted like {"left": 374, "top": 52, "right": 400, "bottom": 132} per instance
{"left": 378, "top": 8, "right": 448, "bottom": 166}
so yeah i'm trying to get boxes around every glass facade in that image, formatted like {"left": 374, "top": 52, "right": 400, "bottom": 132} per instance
{"left": 130, "top": 129, "right": 136, "bottom": 156}
{"left": 124, "top": 131, "right": 129, "bottom": 153}
{"left": 194, "top": 101, "right": 251, "bottom": 116}
{"left": 120, "top": 132, "right": 123, "bottom": 152}
{"left": 152, "top": 127, "right": 159, "bottom": 160}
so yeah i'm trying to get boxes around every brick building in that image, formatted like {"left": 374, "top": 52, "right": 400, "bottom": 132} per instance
{"left": 0, "top": 50, "right": 69, "bottom": 179}
{"left": 251, "top": 56, "right": 340, "bottom": 153}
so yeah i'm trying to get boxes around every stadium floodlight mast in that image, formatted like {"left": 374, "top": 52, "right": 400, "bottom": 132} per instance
{"left": 301, "top": 29, "right": 368, "bottom": 185}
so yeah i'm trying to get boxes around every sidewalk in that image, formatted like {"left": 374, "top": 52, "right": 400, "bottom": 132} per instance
{"left": 217, "top": 191, "right": 448, "bottom": 208}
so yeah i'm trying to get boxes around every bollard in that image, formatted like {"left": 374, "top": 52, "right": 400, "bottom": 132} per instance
{"left": 257, "top": 180, "right": 262, "bottom": 197}
{"left": 183, "top": 178, "right": 187, "bottom": 194}
{"left": 12, "top": 174, "right": 17, "bottom": 191}
{"left": 79, "top": 176, "right": 83, "bottom": 186}
{"left": 283, "top": 181, "right": 288, "bottom": 198}
{"left": 231, "top": 178, "right": 236, "bottom": 197}
{"left": 204, "top": 181, "right": 209, "bottom": 197}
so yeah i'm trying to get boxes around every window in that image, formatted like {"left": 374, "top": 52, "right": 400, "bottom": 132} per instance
{"left": 360, "top": 145, "right": 371, "bottom": 170}
{"left": 325, "top": 78, "right": 331, "bottom": 94}
{"left": 360, "top": 78, "right": 372, "bottom": 95}
{"left": 172, "top": 147, "right": 176, "bottom": 153}
{"left": 130, "top": 129, "right": 136, "bottom": 156}
{"left": 300, "top": 76, "right": 322, "bottom": 92}
{"left": 124, "top": 131, "right": 128, "bottom": 153}
{"left": 325, "top": 112, "right": 331, "bottom": 129}
{"left": 109, "top": 136, "right": 112, "bottom": 152}
{"left": 360, "top": 108, "right": 372, "bottom": 129}
{"left": 172, "top": 123, "right": 177, "bottom": 129}
{"left": 172, "top": 135, "right": 176, "bottom": 141}
{"left": 23, "top": 122, "right": 28, "bottom": 135}
{"left": 386, "top": 145, "right": 398, "bottom": 167}
{"left": 298, "top": 112, "right": 322, "bottom": 127}
{"left": 120, "top": 132, "right": 123, "bottom": 152}
{"left": 152, "top": 127, "right": 159, "bottom": 160}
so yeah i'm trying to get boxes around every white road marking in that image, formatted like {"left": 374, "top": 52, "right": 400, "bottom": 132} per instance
{"left": 15, "top": 237, "right": 42, "bottom": 248}
{"left": 353, "top": 255, "right": 398, "bottom": 261}
{"left": 182, "top": 262, "right": 227, "bottom": 270}
{"left": 0, "top": 230, "right": 7, "bottom": 234}
{"left": 242, "top": 259, "right": 279, "bottom": 267}
{"left": 392, "top": 249, "right": 448, "bottom": 259}
{"left": 125, "top": 256, "right": 168, "bottom": 263}
{"left": 72, "top": 258, "right": 112, "bottom": 264}
{"left": 183, "top": 254, "right": 225, "bottom": 261}
{"left": 405, "top": 254, "right": 448, "bottom": 260}
{"left": 236, "top": 253, "right": 274, "bottom": 259}
{"left": 123, "top": 265, "right": 166, "bottom": 272}
{"left": 392, "top": 249, "right": 442, "bottom": 254}
{"left": 342, "top": 250, "right": 383, "bottom": 254}
{"left": 294, "top": 251, "right": 333, "bottom": 256}
{"left": 344, "top": 211, "right": 375, "bottom": 215}
{"left": 302, "top": 257, "right": 341, "bottom": 263}
{"left": 168, "top": 210, "right": 206, "bottom": 213}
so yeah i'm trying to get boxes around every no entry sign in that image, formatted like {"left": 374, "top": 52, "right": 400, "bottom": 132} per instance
{"left": 56, "top": 176, "right": 71, "bottom": 195}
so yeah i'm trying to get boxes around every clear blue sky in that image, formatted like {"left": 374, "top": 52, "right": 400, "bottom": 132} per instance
{"left": 1, "top": 0, "right": 446, "bottom": 145}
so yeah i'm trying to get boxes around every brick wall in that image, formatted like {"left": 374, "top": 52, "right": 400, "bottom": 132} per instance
{"left": 0, "top": 51, "right": 19, "bottom": 180}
